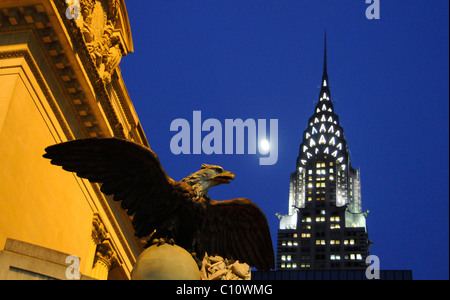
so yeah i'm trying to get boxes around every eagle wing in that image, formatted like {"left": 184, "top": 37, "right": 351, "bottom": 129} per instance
{"left": 43, "top": 138, "right": 193, "bottom": 238}
{"left": 203, "top": 198, "right": 275, "bottom": 271}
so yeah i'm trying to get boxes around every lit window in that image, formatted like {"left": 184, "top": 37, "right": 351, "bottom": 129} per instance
{"left": 305, "top": 132, "right": 311, "bottom": 139}
{"left": 329, "top": 175, "right": 334, "bottom": 181}
{"left": 329, "top": 137, "right": 336, "bottom": 146}
{"left": 336, "top": 130, "right": 340, "bottom": 137}
{"left": 337, "top": 143, "right": 342, "bottom": 150}
{"left": 308, "top": 169, "right": 313, "bottom": 175}
{"left": 328, "top": 116, "right": 333, "bottom": 122}
{"left": 319, "top": 135, "right": 326, "bottom": 144}
{"left": 321, "top": 114, "right": 327, "bottom": 122}
{"left": 309, "top": 139, "right": 316, "bottom": 147}
{"left": 324, "top": 147, "right": 329, "bottom": 154}
{"left": 328, "top": 125, "right": 334, "bottom": 133}
{"left": 314, "top": 118, "right": 319, "bottom": 123}
{"left": 320, "top": 124, "right": 327, "bottom": 133}
{"left": 331, "top": 150, "right": 338, "bottom": 157}
{"left": 323, "top": 80, "right": 327, "bottom": 87}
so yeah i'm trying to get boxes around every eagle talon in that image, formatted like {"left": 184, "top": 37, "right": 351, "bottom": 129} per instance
{"left": 151, "top": 238, "right": 175, "bottom": 247}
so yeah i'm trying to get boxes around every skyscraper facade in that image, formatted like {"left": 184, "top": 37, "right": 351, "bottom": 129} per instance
{"left": 276, "top": 37, "right": 371, "bottom": 271}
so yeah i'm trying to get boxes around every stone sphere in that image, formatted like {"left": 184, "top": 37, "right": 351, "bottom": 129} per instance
{"left": 131, "top": 243, "right": 200, "bottom": 280}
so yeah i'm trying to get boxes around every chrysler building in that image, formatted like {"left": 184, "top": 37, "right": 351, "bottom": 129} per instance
{"left": 276, "top": 36, "right": 371, "bottom": 270}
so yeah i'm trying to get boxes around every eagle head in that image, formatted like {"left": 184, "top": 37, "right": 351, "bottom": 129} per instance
{"left": 181, "top": 164, "right": 235, "bottom": 198}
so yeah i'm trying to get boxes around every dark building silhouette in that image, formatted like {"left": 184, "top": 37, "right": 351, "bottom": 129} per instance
{"left": 276, "top": 36, "right": 371, "bottom": 271}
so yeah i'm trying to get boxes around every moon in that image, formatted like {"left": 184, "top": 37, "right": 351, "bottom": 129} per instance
{"left": 260, "top": 139, "right": 270, "bottom": 154}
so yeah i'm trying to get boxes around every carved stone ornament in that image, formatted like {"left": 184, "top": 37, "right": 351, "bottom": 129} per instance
{"left": 68, "top": 0, "right": 123, "bottom": 84}
{"left": 200, "top": 253, "right": 251, "bottom": 280}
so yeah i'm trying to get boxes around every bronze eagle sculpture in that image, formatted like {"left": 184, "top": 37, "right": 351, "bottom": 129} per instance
{"left": 43, "top": 138, "right": 275, "bottom": 271}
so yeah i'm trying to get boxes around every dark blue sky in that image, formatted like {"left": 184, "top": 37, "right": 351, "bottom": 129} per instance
{"left": 120, "top": 1, "right": 449, "bottom": 280}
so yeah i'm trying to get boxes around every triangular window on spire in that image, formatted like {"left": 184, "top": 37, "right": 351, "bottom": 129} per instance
{"left": 324, "top": 147, "right": 330, "bottom": 154}
{"left": 314, "top": 118, "right": 319, "bottom": 124}
{"left": 337, "top": 143, "right": 342, "bottom": 150}
{"left": 328, "top": 108, "right": 332, "bottom": 112}
{"left": 309, "top": 138, "right": 316, "bottom": 147}
{"left": 323, "top": 80, "right": 327, "bottom": 87}
{"left": 320, "top": 124, "right": 326, "bottom": 133}
{"left": 331, "top": 150, "right": 338, "bottom": 157}
{"left": 307, "top": 152, "right": 313, "bottom": 159}
{"left": 329, "top": 137, "right": 336, "bottom": 146}
{"left": 323, "top": 92, "right": 327, "bottom": 98}
{"left": 319, "top": 135, "right": 326, "bottom": 145}
{"left": 312, "top": 127, "right": 318, "bottom": 135}
{"left": 301, "top": 159, "right": 307, "bottom": 165}
{"left": 335, "top": 130, "right": 341, "bottom": 137}
{"left": 305, "top": 132, "right": 311, "bottom": 139}
{"left": 303, "top": 145, "right": 309, "bottom": 152}
{"left": 337, "top": 157, "right": 344, "bottom": 163}
{"left": 328, "top": 125, "right": 334, "bottom": 133}
{"left": 315, "top": 148, "right": 319, "bottom": 154}
{"left": 328, "top": 116, "right": 333, "bottom": 122}
{"left": 322, "top": 104, "right": 327, "bottom": 111}
{"left": 321, "top": 115, "right": 327, "bottom": 122}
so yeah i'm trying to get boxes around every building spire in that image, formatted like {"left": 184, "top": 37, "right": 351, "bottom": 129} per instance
{"left": 323, "top": 31, "right": 328, "bottom": 80}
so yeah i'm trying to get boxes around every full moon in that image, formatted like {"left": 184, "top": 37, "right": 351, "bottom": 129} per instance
{"left": 260, "top": 139, "right": 270, "bottom": 153}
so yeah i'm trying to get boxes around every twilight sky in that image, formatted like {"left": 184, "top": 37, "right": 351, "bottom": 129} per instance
{"left": 119, "top": 0, "right": 449, "bottom": 279}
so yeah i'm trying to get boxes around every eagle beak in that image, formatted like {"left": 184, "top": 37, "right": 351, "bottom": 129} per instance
{"left": 212, "top": 171, "right": 235, "bottom": 184}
